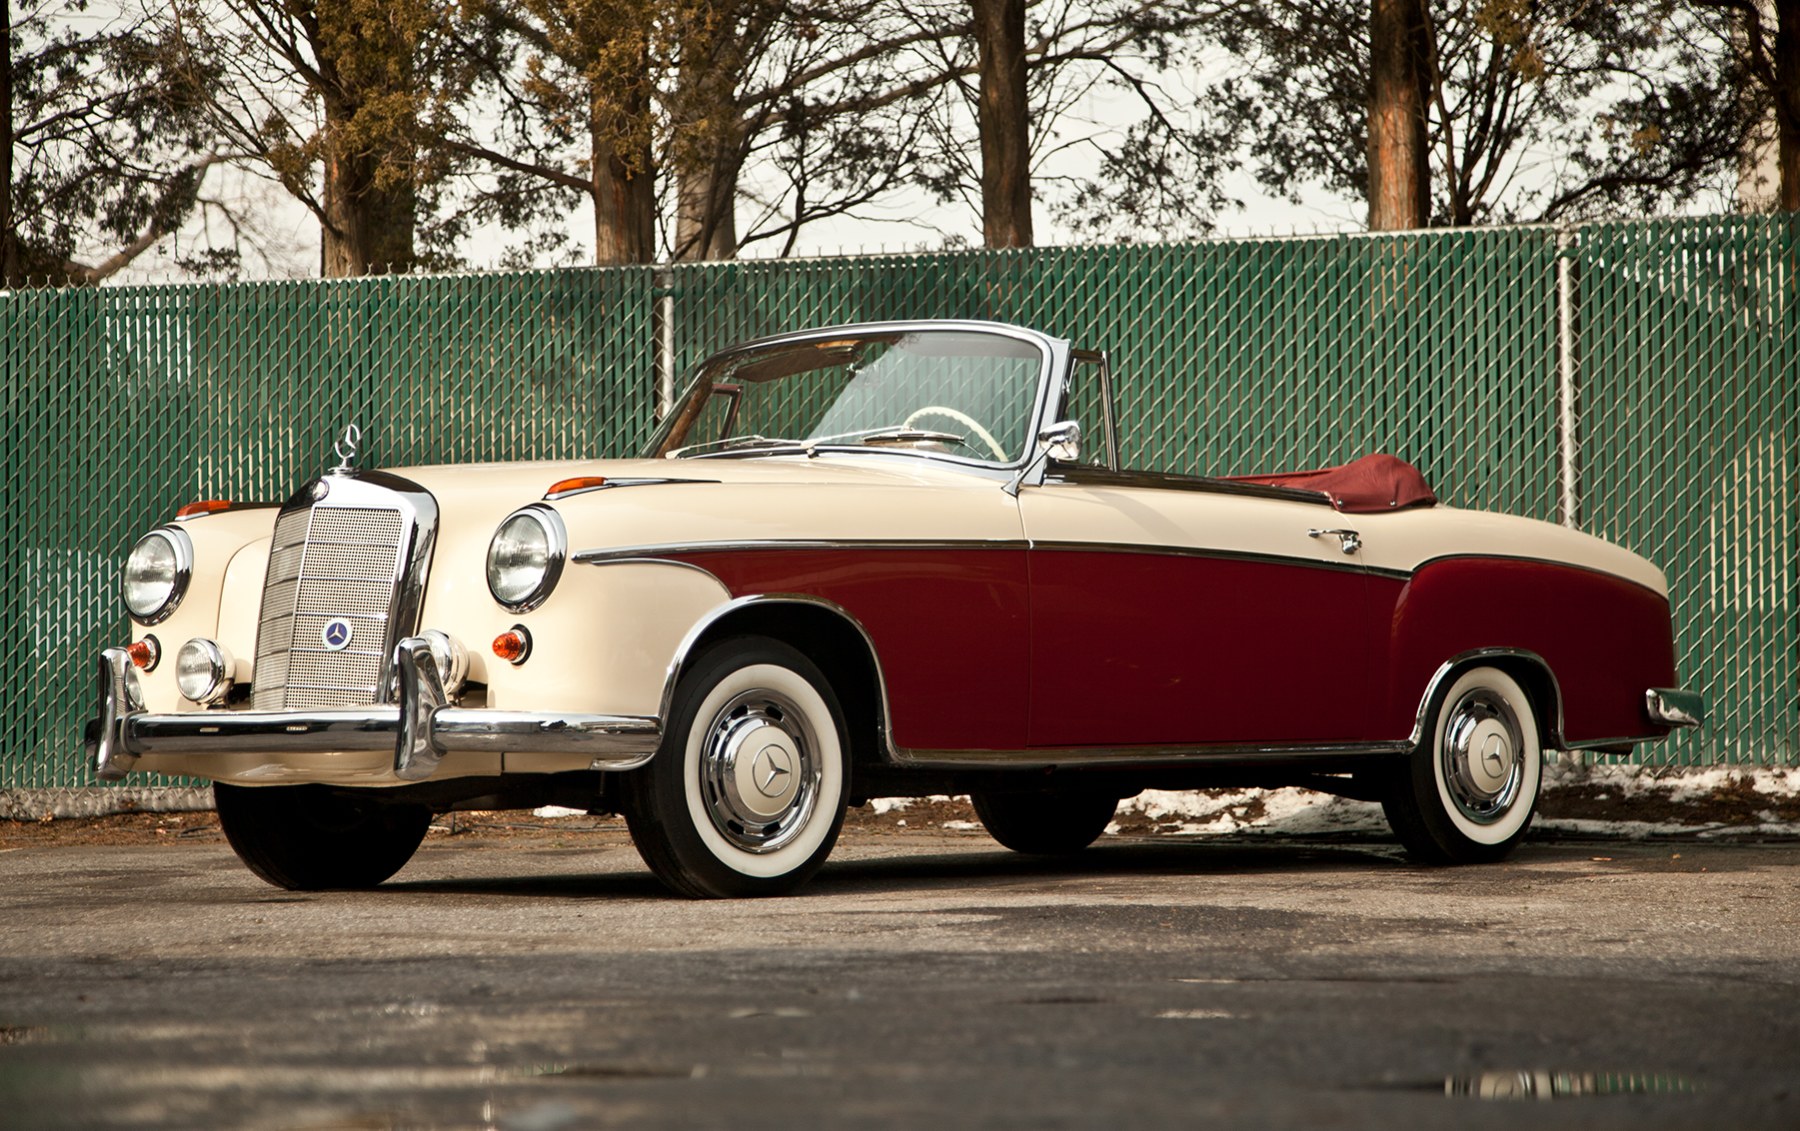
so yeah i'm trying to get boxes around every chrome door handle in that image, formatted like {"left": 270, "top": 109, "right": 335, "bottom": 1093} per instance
{"left": 1308, "top": 528, "right": 1361, "bottom": 555}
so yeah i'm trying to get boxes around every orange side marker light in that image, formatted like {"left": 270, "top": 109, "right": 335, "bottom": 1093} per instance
{"left": 493, "top": 627, "right": 532, "bottom": 665}
{"left": 127, "top": 637, "right": 161, "bottom": 671}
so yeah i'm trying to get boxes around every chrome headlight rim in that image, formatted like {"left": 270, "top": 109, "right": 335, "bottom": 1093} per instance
{"left": 123, "top": 526, "right": 193, "bottom": 626}
{"left": 175, "top": 638, "right": 233, "bottom": 705}
{"left": 486, "top": 504, "right": 567, "bottom": 613}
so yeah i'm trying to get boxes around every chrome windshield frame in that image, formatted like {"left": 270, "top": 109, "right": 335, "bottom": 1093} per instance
{"left": 646, "top": 320, "right": 1071, "bottom": 475}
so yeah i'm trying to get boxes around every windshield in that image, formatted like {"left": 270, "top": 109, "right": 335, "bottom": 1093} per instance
{"left": 645, "top": 328, "right": 1046, "bottom": 464}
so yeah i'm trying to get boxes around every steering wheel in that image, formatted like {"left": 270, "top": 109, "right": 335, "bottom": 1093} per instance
{"left": 904, "top": 405, "right": 1008, "bottom": 461}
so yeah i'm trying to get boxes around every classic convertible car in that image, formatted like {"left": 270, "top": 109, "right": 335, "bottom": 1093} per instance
{"left": 87, "top": 320, "right": 1702, "bottom": 896}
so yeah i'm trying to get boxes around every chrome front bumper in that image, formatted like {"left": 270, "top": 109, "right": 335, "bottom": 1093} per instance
{"left": 83, "top": 637, "right": 661, "bottom": 783}
{"left": 1645, "top": 687, "right": 1705, "bottom": 729}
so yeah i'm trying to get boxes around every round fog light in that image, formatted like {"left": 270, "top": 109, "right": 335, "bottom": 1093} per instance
{"left": 176, "top": 639, "right": 234, "bottom": 704}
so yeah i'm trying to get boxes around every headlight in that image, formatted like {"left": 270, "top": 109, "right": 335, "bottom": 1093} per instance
{"left": 175, "top": 638, "right": 233, "bottom": 705}
{"left": 123, "top": 527, "right": 192, "bottom": 625}
{"left": 486, "top": 505, "right": 566, "bottom": 612}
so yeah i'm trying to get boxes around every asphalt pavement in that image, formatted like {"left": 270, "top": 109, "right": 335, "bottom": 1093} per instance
{"left": 2, "top": 825, "right": 1797, "bottom": 1129}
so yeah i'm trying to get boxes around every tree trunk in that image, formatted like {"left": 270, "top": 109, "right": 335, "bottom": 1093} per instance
{"left": 320, "top": 140, "right": 417, "bottom": 277}
{"left": 674, "top": 150, "right": 739, "bottom": 261}
{"left": 1777, "top": 0, "right": 1800, "bottom": 211}
{"left": 594, "top": 135, "right": 656, "bottom": 266}
{"left": 671, "top": 10, "right": 742, "bottom": 262}
{"left": 972, "top": 0, "right": 1032, "bottom": 248}
{"left": 591, "top": 43, "right": 656, "bottom": 266}
{"left": 1367, "top": 0, "right": 1431, "bottom": 230}
{"left": 313, "top": 2, "right": 417, "bottom": 277}
{"left": 1, "top": 0, "right": 20, "bottom": 288}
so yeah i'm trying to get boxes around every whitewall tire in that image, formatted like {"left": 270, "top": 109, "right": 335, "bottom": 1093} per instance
{"left": 623, "top": 637, "right": 849, "bottom": 898}
{"left": 1382, "top": 666, "right": 1543, "bottom": 865}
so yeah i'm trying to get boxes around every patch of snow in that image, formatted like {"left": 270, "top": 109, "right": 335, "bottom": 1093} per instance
{"left": 940, "top": 820, "right": 979, "bottom": 832}
{"left": 531, "top": 806, "right": 587, "bottom": 819}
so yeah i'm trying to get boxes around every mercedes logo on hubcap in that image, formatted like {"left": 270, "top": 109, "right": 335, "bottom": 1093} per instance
{"left": 751, "top": 744, "right": 794, "bottom": 797}
{"left": 321, "top": 618, "right": 355, "bottom": 651}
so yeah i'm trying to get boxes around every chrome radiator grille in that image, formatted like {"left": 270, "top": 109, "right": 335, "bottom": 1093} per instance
{"left": 252, "top": 474, "right": 436, "bottom": 710}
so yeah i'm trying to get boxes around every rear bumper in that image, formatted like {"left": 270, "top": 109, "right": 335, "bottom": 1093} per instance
{"left": 1644, "top": 687, "right": 1705, "bottom": 729}
{"left": 83, "top": 638, "right": 661, "bottom": 783}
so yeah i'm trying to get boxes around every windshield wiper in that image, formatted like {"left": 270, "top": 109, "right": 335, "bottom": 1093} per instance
{"left": 671, "top": 435, "right": 814, "bottom": 459}
{"left": 806, "top": 427, "right": 969, "bottom": 448}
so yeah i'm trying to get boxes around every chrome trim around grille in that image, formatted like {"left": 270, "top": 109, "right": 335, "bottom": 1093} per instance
{"left": 252, "top": 470, "right": 438, "bottom": 710}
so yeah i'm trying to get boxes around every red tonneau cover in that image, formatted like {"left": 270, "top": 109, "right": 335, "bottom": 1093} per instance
{"left": 1225, "top": 453, "right": 1437, "bottom": 513}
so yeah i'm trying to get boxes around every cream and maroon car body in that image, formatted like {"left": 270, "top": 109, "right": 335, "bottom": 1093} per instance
{"left": 86, "top": 320, "right": 1702, "bottom": 895}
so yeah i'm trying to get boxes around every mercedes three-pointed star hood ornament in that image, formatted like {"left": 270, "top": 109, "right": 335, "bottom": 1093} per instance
{"left": 332, "top": 423, "right": 362, "bottom": 473}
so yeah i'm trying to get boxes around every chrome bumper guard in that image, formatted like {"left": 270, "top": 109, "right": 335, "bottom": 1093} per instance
{"left": 1645, "top": 687, "right": 1705, "bottom": 729}
{"left": 83, "top": 637, "right": 661, "bottom": 783}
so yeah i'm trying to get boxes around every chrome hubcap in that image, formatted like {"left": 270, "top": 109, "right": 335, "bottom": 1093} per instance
{"left": 699, "top": 689, "right": 820, "bottom": 853}
{"left": 1440, "top": 688, "right": 1525, "bottom": 824}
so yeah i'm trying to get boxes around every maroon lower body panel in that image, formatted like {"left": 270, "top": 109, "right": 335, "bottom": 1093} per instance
{"left": 1383, "top": 558, "right": 1677, "bottom": 745}
{"left": 1026, "top": 550, "right": 1383, "bottom": 747}
{"left": 670, "top": 548, "right": 1031, "bottom": 751}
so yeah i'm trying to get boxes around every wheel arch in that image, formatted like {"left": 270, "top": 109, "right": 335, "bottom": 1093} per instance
{"left": 660, "top": 594, "right": 892, "bottom": 776}
{"left": 1408, "top": 648, "right": 1566, "bottom": 752}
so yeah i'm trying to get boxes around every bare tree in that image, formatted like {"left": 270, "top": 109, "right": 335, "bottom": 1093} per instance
{"left": 448, "top": 0, "right": 658, "bottom": 265}
{"left": 168, "top": 0, "right": 465, "bottom": 276}
{"left": 1690, "top": 0, "right": 1800, "bottom": 210}
{"left": 1218, "top": 1, "right": 1752, "bottom": 226}
{"left": 5, "top": 0, "right": 224, "bottom": 285}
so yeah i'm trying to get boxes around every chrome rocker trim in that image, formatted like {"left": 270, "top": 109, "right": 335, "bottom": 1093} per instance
{"left": 1645, "top": 687, "right": 1705, "bottom": 728}
{"left": 84, "top": 639, "right": 660, "bottom": 783}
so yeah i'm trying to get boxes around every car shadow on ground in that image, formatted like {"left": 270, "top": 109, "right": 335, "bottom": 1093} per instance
{"left": 385, "top": 835, "right": 1433, "bottom": 901}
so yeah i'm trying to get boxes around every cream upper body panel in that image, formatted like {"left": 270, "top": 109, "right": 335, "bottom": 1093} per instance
{"left": 1347, "top": 504, "right": 1668, "bottom": 595}
{"left": 396, "top": 454, "right": 1027, "bottom": 556}
{"left": 1027, "top": 477, "right": 1667, "bottom": 596}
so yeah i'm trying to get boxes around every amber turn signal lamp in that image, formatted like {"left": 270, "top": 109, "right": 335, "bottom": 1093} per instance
{"left": 492, "top": 626, "right": 532, "bottom": 665}
{"left": 545, "top": 476, "right": 607, "bottom": 499}
{"left": 127, "top": 636, "right": 161, "bottom": 672}
{"left": 176, "top": 499, "right": 232, "bottom": 519}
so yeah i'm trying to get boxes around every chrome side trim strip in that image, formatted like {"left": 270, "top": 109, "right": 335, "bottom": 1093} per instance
{"left": 575, "top": 538, "right": 1032, "bottom": 565}
{"left": 888, "top": 741, "right": 1413, "bottom": 770}
{"left": 1030, "top": 539, "right": 1413, "bottom": 581}
{"left": 1047, "top": 466, "right": 1336, "bottom": 508}
{"left": 1645, "top": 687, "right": 1704, "bottom": 728}
{"left": 1409, "top": 552, "right": 1668, "bottom": 599}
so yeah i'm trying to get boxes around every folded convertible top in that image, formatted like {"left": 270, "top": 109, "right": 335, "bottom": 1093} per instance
{"left": 1225, "top": 453, "right": 1438, "bottom": 513}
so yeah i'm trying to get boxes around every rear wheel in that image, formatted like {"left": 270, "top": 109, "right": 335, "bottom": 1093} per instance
{"left": 1381, "top": 666, "right": 1542, "bottom": 865}
{"left": 972, "top": 788, "right": 1117, "bottom": 855}
{"left": 213, "top": 783, "right": 431, "bottom": 890}
{"left": 622, "top": 637, "right": 849, "bottom": 898}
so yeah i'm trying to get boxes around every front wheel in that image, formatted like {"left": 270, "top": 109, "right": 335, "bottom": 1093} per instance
{"left": 213, "top": 783, "right": 431, "bottom": 890}
{"left": 1381, "top": 666, "right": 1543, "bottom": 865}
{"left": 622, "top": 637, "right": 849, "bottom": 898}
{"left": 972, "top": 788, "right": 1117, "bottom": 855}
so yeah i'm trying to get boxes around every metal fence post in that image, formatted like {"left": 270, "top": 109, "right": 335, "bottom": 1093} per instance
{"left": 1556, "top": 224, "right": 1580, "bottom": 529}
{"left": 654, "top": 268, "right": 676, "bottom": 421}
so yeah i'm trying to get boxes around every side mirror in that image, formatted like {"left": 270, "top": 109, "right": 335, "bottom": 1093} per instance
{"left": 1004, "top": 420, "right": 1082, "bottom": 497}
{"left": 1039, "top": 419, "right": 1082, "bottom": 464}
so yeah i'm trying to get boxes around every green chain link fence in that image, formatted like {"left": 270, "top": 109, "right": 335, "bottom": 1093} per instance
{"left": 2, "top": 216, "right": 1794, "bottom": 816}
